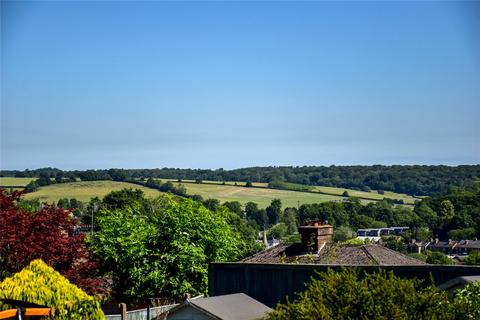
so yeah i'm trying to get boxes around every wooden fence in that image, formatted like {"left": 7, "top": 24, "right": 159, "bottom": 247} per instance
{"left": 209, "top": 262, "right": 480, "bottom": 307}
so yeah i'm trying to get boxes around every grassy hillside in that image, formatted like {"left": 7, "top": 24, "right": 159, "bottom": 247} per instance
{"left": 0, "top": 177, "right": 36, "bottom": 187}
{"left": 157, "top": 178, "right": 417, "bottom": 206}
{"left": 24, "top": 181, "right": 162, "bottom": 203}
{"left": 311, "top": 186, "right": 417, "bottom": 204}
{"left": 5, "top": 176, "right": 417, "bottom": 208}
{"left": 170, "top": 182, "right": 345, "bottom": 208}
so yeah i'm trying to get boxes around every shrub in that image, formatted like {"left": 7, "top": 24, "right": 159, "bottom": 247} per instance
{"left": 0, "top": 259, "right": 104, "bottom": 319}
{"left": 426, "top": 251, "right": 453, "bottom": 265}
{"left": 463, "top": 252, "right": 480, "bottom": 265}
{"left": 266, "top": 268, "right": 453, "bottom": 320}
{"left": 453, "top": 281, "right": 480, "bottom": 319}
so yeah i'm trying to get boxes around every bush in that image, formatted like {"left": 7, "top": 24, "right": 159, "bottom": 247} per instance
{"left": 426, "top": 251, "right": 453, "bottom": 265}
{"left": 463, "top": 252, "right": 480, "bottom": 265}
{"left": 408, "top": 253, "right": 428, "bottom": 263}
{"left": 453, "top": 281, "right": 480, "bottom": 319}
{"left": 333, "top": 225, "right": 356, "bottom": 242}
{"left": 266, "top": 268, "right": 453, "bottom": 320}
{"left": 268, "top": 223, "right": 288, "bottom": 239}
{"left": 0, "top": 259, "right": 104, "bottom": 319}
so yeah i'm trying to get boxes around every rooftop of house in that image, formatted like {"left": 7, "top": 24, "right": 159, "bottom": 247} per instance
{"left": 167, "top": 293, "right": 272, "bottom": 320}
{"left": 241, "top": 242, "right": 427, "bottom": 265}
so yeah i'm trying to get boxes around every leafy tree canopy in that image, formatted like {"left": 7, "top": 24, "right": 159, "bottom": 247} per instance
{"left": 89, "top": 193, "right": 248, "bottom": 300}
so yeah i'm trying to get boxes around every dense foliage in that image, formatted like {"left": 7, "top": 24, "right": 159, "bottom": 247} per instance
{"left": 3, "top": 165, "right": 479, "bottom": 196}
{"left": 293, "top": 183, "right": 480, "bottom": 240}
{"left": 88, "top": 193, "right": 252, "bottom": 300}
{"left": 266, "top": 268, "right": 453, "bottom": 320}
{"left": 0, "top": 259, "right": 104, "bottom": 319}
{"left": 453, "top": 281, "right": 480, "bottom": 320}
{"left": 0, "top": 189, "right": 105, "bottom": 295}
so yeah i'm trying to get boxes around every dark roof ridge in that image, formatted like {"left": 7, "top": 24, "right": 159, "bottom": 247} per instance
{"left": 361, "top": 245, "right": 380, "bottom": 265}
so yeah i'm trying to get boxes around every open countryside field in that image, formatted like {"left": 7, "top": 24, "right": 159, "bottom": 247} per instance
{"left": 158, "top": 178, "right": 417, "bottom": 205}
{"left": 24, "top": 181, "right": 162, "bottom": 203}
{"left": 156, "top": 178, "right": 268, "bottom": 187}
{"left": 311, "top": 186, "right": 417, "bottom": 204}
{"left": 0, "top": 177, "right": 36, "bottom": 186}
{"left": 3, "top": 176, "right": 417, "bottom": 207}
{"left": 171, "top": 182, "right": 345, "bottom": 208}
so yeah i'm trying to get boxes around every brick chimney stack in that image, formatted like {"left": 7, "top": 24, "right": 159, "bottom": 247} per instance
{"left": 298, "top": 220, "right": 333, "bottom": 253}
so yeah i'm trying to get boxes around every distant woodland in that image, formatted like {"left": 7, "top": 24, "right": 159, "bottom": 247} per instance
{"left": 2, "top": 165, "right": 479, "bottom": 196}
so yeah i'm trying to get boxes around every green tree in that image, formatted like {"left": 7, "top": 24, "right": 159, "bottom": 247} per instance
{"left": 333, "top": 225, "right": 356, "bottom": 242}
{"left": 203, "top": 198, "right": 220, "bottom": 211}
{"left": 57, "top": 198, "right": 70, "bottom": 209}
{"left": 426, "top": 251, "right": 453, "bottom": 265}
{"left": 89, "top": 194, "right": 245, "bottom": 300}
{"left": 281, "top": 208, "right": 298, "bottom": 234}
{"left": 382, "top": 237, "right": 407, "bottom": 253}
{"left": 268, "top": 223, "right": 288, "bottom": 240}
{"left": 266, "top": 268, "right": 453, "bottom": 320}
{"left": 25, "top": 180, "right": 39, "bottom": 192}
{"left": 439, "top": 200, "right": 455, "bottom": 224}
{"left": 102, "top": 188, "right": 146, "bottom": 211}
{"left": 447, "top": 228, "right": 476, "bottom": 240}
{"left": 223, "top": 201, "right": 243, "bottom": 216}
{"left": 266, "top": 199, "right": 282, "bottom": 226}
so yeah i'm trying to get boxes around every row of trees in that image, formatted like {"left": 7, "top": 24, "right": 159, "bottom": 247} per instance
{"left": 3, "top": 165, "right": 479, "bottom": 196}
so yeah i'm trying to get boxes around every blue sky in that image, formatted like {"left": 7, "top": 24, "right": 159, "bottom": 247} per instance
{"left": 1, "top": 1, "right": 479, "bottom": 170}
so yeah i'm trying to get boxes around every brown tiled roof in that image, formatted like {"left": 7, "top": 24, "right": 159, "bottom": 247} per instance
{"left": 241, "top": 243, "right": 427, "bottom": 266}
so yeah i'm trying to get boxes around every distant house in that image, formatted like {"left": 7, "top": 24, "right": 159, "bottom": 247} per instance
{"left": 356, "top": 227, "right": 409, "bottom": 241}
{"left": 407, "top": 240, "right": 431, "bottom": 254}
{"left": 166, "top": 293, "right": 272, "bottom": 320}
{"left": 409, "top": 239, "right": 480, "bottom": 255}
{"left": 243, "top": 221, "right": 424, "bottom": 266}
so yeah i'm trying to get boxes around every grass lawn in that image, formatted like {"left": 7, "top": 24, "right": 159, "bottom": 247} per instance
{"left": 172, "top": 182, "right": 345, "bottom": 208}
{"left": 0, "top": 177, "right": 36, "bottom": 187}
{"left": 24, "top": 181, "right": 162, "bottom": 203}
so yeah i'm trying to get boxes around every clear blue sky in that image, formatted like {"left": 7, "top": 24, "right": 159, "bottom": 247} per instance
{"left": 1, "top": 1, "right": 479, "bottom": 170}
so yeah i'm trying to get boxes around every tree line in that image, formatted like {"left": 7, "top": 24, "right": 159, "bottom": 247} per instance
{"left": 2, "top": 165, "right": 480, "bottom": 196}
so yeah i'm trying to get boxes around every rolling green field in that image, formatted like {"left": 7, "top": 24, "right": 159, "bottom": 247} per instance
{"left": 23, "top": 181, "right": 162, "bottom": 203}
{"left": 311, "top": 186, "right": 417, "bottom": 204}
{"left": 0, "top": 177, "right": 36, "bottom": 186}
{"left": 3, "top": 176, "right": 417, "bottom": 208}
{"left": 171, "top": 182, "right": 345, "bottom": 208}
{"left": 158, "top": 178, "right": 417, "bottom": 205}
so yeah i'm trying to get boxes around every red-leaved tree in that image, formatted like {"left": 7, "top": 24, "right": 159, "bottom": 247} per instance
{"left": 0, "top": 189, "right": 107, "bottom": 296}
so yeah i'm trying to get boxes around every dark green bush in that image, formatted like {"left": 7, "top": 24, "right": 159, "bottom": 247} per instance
{"left": 266, "top": 268, "right": 454, "bottom": 320}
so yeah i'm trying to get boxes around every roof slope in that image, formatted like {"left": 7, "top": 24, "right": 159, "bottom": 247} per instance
{"left": 170, "top": 293, "right": 272, "bottom": 320}
{"left": 241, "top": 243, "right": 426, "bottom": 265}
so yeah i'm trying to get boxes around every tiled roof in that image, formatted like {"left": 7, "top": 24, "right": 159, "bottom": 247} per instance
{"left": 241, "top": 243, "right": 427, "bottom": 266}
{"left": 167, "top": 293, "right": 272, "bottom": 320}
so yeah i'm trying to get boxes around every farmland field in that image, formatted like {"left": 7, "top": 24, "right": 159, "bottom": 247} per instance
{"left": 24, "top": 181, "right": 162, "bottom": 203}
{"left": 158, "top": 178, "right": 417, "bottom": 205}
{"left": 170, "top": 182, "right": 345, "bottom": 208}
{"left": 0, "top": 177, "right": 36, "bottom": 187}
{"left": 311, "top": 186, "right": 417, "bottom": 204}
{"left": 6, "top": 176, "right": 418, "bottom": 207}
